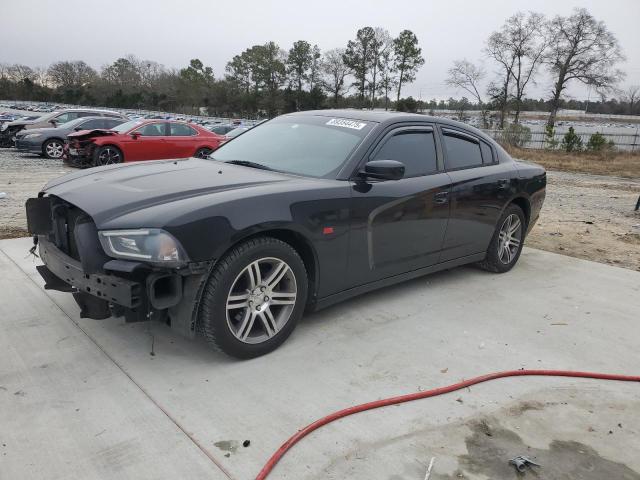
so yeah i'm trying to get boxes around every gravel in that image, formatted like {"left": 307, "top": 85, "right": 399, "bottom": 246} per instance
{"left": 0, "top": 148, "right": 72, "bottom": 234}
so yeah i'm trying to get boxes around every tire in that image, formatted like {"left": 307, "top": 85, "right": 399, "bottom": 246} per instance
{"left": 42, "top": 139, "right": 64, "bottom": 159}
{"left": 194, "top": 147, "right": 213, "bottom": 159}
{"left": 478, "top": 204, "right": 526, "bottom": 273}
{"left": 93, "top": 145, "right": 123, "bottom": 166}
{"left": 198, "top": 237, "right": 308, "bottom": 359}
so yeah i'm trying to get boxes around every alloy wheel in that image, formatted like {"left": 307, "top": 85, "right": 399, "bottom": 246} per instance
{"left": 98, "top": 147, "right": 121, "bottom": 165}
{"left": 497, "top": 214, "right": 522, "bottom": 264}
{"left": 45, "top": 141, "right": 64, "bottom": 159}
{"left": 226, "top": 257, "right": 297, "bottom": 344}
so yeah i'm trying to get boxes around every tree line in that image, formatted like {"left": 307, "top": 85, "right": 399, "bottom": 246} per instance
{"left": 0, "top": 8, "right": 636, "bottom": 127}
{"left": 0, "top": 27, "right": 424, "bottom": 119}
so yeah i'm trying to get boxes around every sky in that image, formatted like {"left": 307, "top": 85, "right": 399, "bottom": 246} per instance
{"left": 1, "top": 0, "right": 639, "bottom": 102}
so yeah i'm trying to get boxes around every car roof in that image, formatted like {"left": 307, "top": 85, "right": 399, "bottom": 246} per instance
{"left": 58, "top": 108, "right": 122, "bottom": 114}
{"left": 287, "top": 109, "right": 495, "bottom": 143}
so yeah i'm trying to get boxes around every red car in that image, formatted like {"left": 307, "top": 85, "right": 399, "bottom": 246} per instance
{"left": 64, "top": 119, "right": 224, "bottom": 167}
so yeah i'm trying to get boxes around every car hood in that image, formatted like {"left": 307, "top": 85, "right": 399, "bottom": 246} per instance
{"left": 43, "top": 158, "right": 296, "bottom": 225}
{"left": 5, "top": 120, "right": 36, "bottom": 128}
{"left": 67, "top": 129, "right": 117, "bottom": 141}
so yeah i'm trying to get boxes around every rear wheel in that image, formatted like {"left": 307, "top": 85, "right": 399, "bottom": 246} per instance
{"left": 478, "top": 204, "right": 526, "bottom": 273}
{"left": 198, "top": 237, "right": 308, "bottom": 359}
{"left": 93, "top": 145, "right": 123, "bottom": 166}
{"left": 43, "top": 139, "right": 64, "bottom": 159}
{"left": 194, "top": 147, "right": 213, "bottom": 158}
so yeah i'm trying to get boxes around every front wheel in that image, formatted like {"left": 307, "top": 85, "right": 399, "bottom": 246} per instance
{"left": 43, "top": 139, "right": 64, "bottom": 159}
{"left": 93, "top": 145, "right": 123, "bottom": 166}
{"left": 478, "top": 204, "right": 526, "bottom": 273}
{"left": 198, "top": 237, "right": 308, "bottom": 359}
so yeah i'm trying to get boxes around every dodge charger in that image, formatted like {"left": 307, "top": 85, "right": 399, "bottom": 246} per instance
{"left": 26, "top": 110, "right": 546, "bottom": 358}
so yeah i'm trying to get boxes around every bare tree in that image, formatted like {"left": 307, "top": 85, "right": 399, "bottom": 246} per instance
{"left": 544, "top": 8, "right": 625, "bottom": 128}
{"left": 321, "top": 48, "right": 349, "bottom": 106}
{"left": 48, "top": 61, "right": 97, "bottom": 88}
{"left": 506, "top": 12, "right": 548, "bottom": 124}
{"left": 485, "top": 28, "right": 516, "bottom": 129}
{"left": 621, "top": 85, "right": 640, "bottom": 115}
{"left": 446, "top": 59, "right": 488, "bottom": 127}
{"left": 485, "top": 12, "right": 547, "bottom": 127}
{"left": 32, "top": 67, "right": 52, "bottom": 88}
{"left": 0, "top": 63, "right": 9, "bottom": 80}
{"left": 6, "top": 64, "right": 36, "bottom": 83}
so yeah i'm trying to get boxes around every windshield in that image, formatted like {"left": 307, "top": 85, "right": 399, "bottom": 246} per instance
{"left": 211, "top": 116, "right": 372, "bottom": 178}
{"left": 111, "top": 119, "right": 146, "bottom": 133}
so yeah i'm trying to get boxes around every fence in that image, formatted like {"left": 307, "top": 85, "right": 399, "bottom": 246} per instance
{"left": 482, "top": 129, "right": 640, "bottom": 152}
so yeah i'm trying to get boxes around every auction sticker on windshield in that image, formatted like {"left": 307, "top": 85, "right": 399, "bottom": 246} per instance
{"left": 326, "top": 118, "right": 367, "bottom": 130}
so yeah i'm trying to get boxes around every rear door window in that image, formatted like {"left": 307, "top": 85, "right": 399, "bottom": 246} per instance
{"left": 170, "top": 123, "right": 197, "bottom": 136}
{"left": 103, "top": 119, "right": 124, "bottom": 129}
{"left": 77, "top": 119, "right": 104, "bottom": 130}
{"left": 134, "top": 123, "right": 167, "bottom": 136}
{"left": 442, "top": 130, "right": 483, "bottom": 170}
{"left": 54, "top": 112, "right": 79, "bottom": 124}
{"left": 372, "top": 130, "right": 438, "bottom": 177}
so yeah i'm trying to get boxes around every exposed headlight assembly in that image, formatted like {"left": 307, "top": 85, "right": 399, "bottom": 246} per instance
{"left": 98, "top": 229, "right": 189, "bottom": 266}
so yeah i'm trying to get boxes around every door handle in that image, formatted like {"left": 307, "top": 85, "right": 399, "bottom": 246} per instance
{"left": 434, "top": 191, "right": 449, "bottom": 205}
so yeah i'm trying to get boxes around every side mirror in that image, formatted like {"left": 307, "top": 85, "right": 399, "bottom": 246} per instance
{"left": 130, "top": 132, "right": 140, "bottom": 139}
{"left": 360, "top": 160, "right": 405, "bottom": 181}
{"left": 50, "top": 119, "right": 58, "bottom": 125}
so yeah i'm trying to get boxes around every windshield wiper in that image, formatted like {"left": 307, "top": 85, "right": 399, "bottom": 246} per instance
{"left": 223, "top": 160, "right": 274, "bottom": 171}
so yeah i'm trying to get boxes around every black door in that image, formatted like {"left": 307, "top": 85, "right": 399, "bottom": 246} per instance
{"left": 438, "top": 127, "right": 512, "bottom": 262}
{"left": 348, "top": 126, "right": 451, "bottom": 286}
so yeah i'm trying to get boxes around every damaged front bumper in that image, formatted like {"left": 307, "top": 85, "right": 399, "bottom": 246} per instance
{"left": 63, "top": 142, "right": 92, "bottom": 167}
{"left": 26, "top": 195, "right": 208, "bottom": 335}
{"left": 38, "top": 237, "right": 144, "bottom": 318}
{"left": 0, "top": 127, "right": 19, "bottom": 147}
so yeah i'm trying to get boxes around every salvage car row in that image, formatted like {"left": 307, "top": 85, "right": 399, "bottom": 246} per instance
{"left": 0, "top": 106, "right": 253, "bottom": 166}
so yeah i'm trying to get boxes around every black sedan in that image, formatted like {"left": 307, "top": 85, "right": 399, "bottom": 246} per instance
{"left": 26, "top": 110, "right": 546, "bottom": 358}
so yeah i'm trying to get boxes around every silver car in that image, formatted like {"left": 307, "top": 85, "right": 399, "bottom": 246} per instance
{"left": 14, "top": 116, "right": 127, "bottom": 159}
{"left": 0, "top": 108, "right": 126, "bottom": 147}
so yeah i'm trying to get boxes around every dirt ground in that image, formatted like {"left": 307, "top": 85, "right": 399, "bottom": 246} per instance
{"left": 528, "top": 171, "right": 640, "bottom": 271}
{"left": 1, "top": 148, "right": 639, "bottom": 270}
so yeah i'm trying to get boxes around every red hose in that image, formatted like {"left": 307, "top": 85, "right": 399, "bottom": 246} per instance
{"left": 255, "top": 369, "right": 640, "bottom": 480}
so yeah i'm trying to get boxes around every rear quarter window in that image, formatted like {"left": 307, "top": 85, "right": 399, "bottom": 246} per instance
{"left": 480, "top": 141, "right": 494, "bottom": 164}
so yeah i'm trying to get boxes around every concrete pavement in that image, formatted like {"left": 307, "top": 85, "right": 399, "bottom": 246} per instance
{"left": 1, "top": 237, "right": 639, "bottom": 479}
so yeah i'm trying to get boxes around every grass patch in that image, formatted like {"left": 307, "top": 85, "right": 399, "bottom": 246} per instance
{"left": 504, "top": 146, "right": 640, "bottom": 178}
